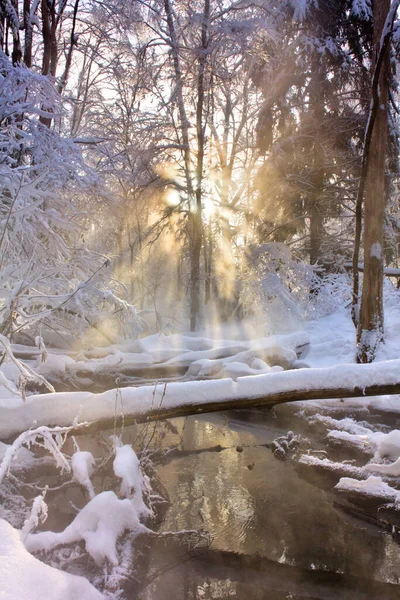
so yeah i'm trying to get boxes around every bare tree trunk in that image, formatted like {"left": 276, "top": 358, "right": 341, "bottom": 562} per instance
{"left": 23, "top": 0, "right": 32, "bottom": 67}
{"left": 176, "top": 254, "right": 183, "bottom": 301}
{"left": 189, "top": 0, "right": 209, "bottom": 330}
{"left": 163, "top": 0, "right": 203, "bottom": 330}
{"left": 49, "top": 2, "right": 57, "bottom": 77}
{"left": 0, "top": 3, "right": 4, "bottom": 51}
{"left": 10, "top": 0, "right": 22, "bottom": 64}
{"left": 204, "top": 217, "right": 212, "bottom": 305}
{"left": 129, "top": 244, "right": 135, "bottom": 302}
{"left": 163, "top": 0, "right": 193, "bottom": 197}
{"left": 41, "top": 0, "right": 51, "bottom": 75}
{"left": 40, "top": 0, "right": 67, "bottom": 126}
{"left": 57, "top": 0, "right": 80, "bottom": 94}
{"left": 309, "top": 66, "right": 324, "bottom": 268}
{"left": 357, "top": 0, "right": 390, "bottom": 363}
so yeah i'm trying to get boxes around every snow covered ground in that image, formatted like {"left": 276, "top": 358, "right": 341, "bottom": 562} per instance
{"left": 0, "top": 519, "right": 104, "bottom": 600}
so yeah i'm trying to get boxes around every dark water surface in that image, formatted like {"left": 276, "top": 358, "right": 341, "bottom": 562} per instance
{"left": 126, "top": 408, "right": 400, "bottom": 600}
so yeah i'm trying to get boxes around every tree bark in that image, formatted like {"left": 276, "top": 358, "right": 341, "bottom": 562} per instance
{"left": 57, "top": 0, "right": 80, "bottom": 95}
{"left": 357, "top": 0, "right": 390, "bottom": 363}
{"left": 163, "top": 0, "right": 202, "bottom": 330}
{"left": 12, "top": 378, "right": 400, "bottom": 441}
{"left": 309, "top": 66, "right": 325, "bottom": 267}
{"left": 189, "top": 0, "right": 209, "bottom": 331}
{"left": 23, "top": 0, "right": 32, "bottom": 67}
{"left": 351, "top": 0, "right": 400, "bottom": 329}
{"left": 41, "top": 0, "right": 51, "bottom": 75}
{"left": 10, "top": 0, "right": 22, "bottom": 64}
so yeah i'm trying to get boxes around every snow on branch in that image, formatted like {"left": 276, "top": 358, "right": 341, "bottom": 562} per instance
{"left": 0, "top": 424, "right": 74, "bottom": 485}
{"left": 351, "top": 0, "right": 372, "bottom": 20}
{"left": 0, "top": 334, "right": 55, "bottom": 395}
{"left": 1, "top": 360, "right": 400, "bottom": 439}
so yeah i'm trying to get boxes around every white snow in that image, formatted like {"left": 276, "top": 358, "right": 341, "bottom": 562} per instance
{"left": 0, "top": 357, "right": 400, "bottom": 438}
{"left": 299, "top": 454, "right": 365, "bottom": 478}
{"left": 37, "top": 353, "right": 75, "bottom": 378}
{"left": 351, "top": 0, "right": 372, "bottom": 20}
{"left": 0, "top": 425, "right": 71, "bottom": 484}
{"left": 25, "top": 490, "right": 149, "bottom": 566}
{"left": 370, "top": 242, "right": 382, "bottom": 260}
{"left": 335, "top": 476, "right": 399, "bottom": 502}
{"left": 0, "top": 518, "right": 104, "bottom": 600}
{"left": 27, "top": 330, "right": 310, "bottom": 385}
{"left": 113, "top": 445, "right": 151, "bottom": 518}
{"left": 291, "top": 0, "right": 309, "bottom": 21}
{"left": 71, "top": 451, "right": 96, "bottom": 499}
{"left": 365, "top": 458, "right": 400, "bottom": 477}
{"left": 0, "top": 440, "right": 35, "bottom": 471}
{"left": 325, "top": 422, "right": 400, "bottom": 460}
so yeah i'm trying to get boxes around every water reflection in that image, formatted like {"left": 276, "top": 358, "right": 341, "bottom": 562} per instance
{"left": 135, "top": 409, "right": 400, "bottom": 599}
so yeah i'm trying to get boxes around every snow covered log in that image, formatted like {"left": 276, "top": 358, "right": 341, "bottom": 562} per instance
{"left": 32, "top": 330, "right": 311, "bottom": 392}
{"left": 344, "top": 262, "right": 400, "bottom": 278}
{"left": 1, "top": 359, "right": 400, "bottom": 440}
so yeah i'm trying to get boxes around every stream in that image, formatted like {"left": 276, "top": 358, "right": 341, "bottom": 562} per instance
{"left": 51, "top": 404, "right": 400, "bottom": 600}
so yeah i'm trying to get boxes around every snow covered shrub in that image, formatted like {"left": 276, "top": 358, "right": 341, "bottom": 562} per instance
{"left": 240, "top": 243, "right": 317, "bottom": 333}
{"left": 240, "top": 243, "right": 352, "bottom": 332}
{"left": 306, "top": 272, "right": 353, "bottom": 318}
{"left": 383, "top": 276, "right": 400, "bottom": 308}
{"left": 0, "top": 52, "right": 142, "bottom": 346}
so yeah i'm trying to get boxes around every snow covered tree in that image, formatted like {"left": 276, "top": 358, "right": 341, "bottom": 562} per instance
{"left": 254, "top": 0, "right": 373, "bottom": 271}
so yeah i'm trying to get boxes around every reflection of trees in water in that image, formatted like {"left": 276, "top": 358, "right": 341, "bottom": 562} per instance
{"left": 141, "top": 543, "right": 400, "bottom": 600}
{"left": 250, "top": 458, "right": 389, "bottom": 580}
{"left": 139, "top": 415, "right": 399, "bottom": 599}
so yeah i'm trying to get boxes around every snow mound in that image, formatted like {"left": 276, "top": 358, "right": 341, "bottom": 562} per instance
{"left": 26, "top": 491, "right": 148, "bottom": 565}
{"left": 0, "top": 518, "right": 104, "bottom": 600}
{"left": 29, "top": 330, "right": 310, "bottom": 385}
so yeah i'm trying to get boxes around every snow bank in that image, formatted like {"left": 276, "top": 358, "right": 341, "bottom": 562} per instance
{"left": 28, "top": 330, "right": 310, "bottom": 383}
{"left": 0, "top": 518, "right": 104, "bottom": 600}
{"left": 1, "top": 359, "right": 400, "bottom": 438}
{"left": 37, "top": 353, "right": 75, "bottom": 378}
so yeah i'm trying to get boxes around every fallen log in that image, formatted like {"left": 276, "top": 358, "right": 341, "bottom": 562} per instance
{"left": 344, "top": 262, "right": 400, "bottom": 278}
{"left": 2, "top": 359, "right": 400, "bottom": 440}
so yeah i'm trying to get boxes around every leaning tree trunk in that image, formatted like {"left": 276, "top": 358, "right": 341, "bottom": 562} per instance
{"left": 357, "top": 0, "right": 390, "bottom": 363}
